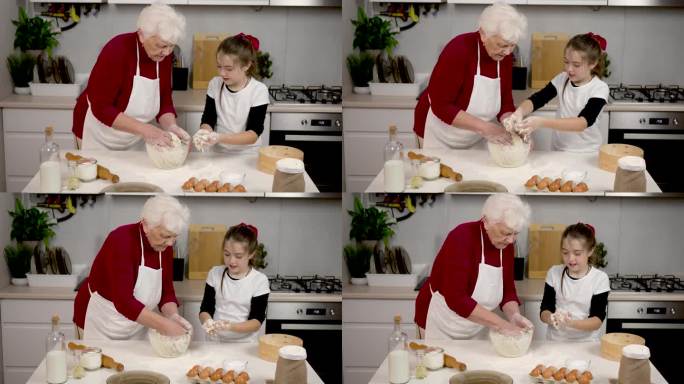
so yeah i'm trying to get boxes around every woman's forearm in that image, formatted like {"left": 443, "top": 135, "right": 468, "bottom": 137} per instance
{"left": 501, "top": 300, "right": 521, "bottom": 320}
{"left": 568, "top": 316, "right": 603, "bottom": 331}
{"left": 158, "top": 113, "right": 177, "bottom": 130}
{"left": 111, "top": 112, "right": 154, "bottom": 136}
{"left": 467, "top": 304, "right": 509, "bottom": 330}
{"left": 137, "top": 308, "right": 172, "bottom": 331}
{"left": 452, "top": 110, "right": 499, "bottom": 134}
{"left": 160, "top": 302, "right": 179, "bottom": 317}
{"left": 218, "top": 131, "right": 258, "bottom": 146}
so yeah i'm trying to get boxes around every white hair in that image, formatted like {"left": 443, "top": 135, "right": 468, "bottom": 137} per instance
{"left": 478, "top": 2, "right": 527, "bottom": 44}
{"left": 140, "top": 195, "right": 190, "bottom": 235}
{"left": 136, "top": 2, "right": 186, "bottom": 45}
{"left": 481, "top": 193, "right": 530, "bottom": 232}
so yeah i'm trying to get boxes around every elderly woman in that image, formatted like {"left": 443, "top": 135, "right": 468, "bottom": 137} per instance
{"left": 72, "top": 3, "right": 189, "bottom": 150}
{"left": 415, "top": 193, "right": 534, "bottom": 340}
{"left": 73, "top": 195, "right": 192, "bottom": 340}
{"left": 414, "top": 3, "right": 527, "bottom": 149}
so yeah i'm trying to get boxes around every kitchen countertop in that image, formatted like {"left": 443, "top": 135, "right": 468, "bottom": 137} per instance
{"left": 365, "top": 148, "right": 661, "bottom": 194}
{"left": 26, "top": 339, "right": 324, "bottom": 384}
{"left": 368, "top": 339, "right": 667, "bottom": 384}
{"left": 0, "top": 89, "right": 342, "bottom": 113}
{"left": 23, "top": 149, "right": 318, "bottom": 194}
{"left": 0, "top": 279, "right": 342, "bottom": 303}
{"left": 343, "top": 280, "right": 684, "bottom": 302}
{"left": 343, "top": 89, "right": 684, "bottom": 112}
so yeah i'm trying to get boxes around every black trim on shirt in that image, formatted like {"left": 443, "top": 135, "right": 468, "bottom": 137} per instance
{"left": 578, "top": 97, "right": 607, "bottom": 127}
{"left": 248, "top": 293, "right": 269, "bottom": 323}
{"left": 529, "top": 82, "right": 558, "bottom": 111}
{"left": 200, "top": 95, "right": 217, "bottom": 129}
{"left": 589, "top": 291, "right": 609, "bottom": 321}
{"left": 200, "top": 283, "right": 216, "bottom": 317}
{"left": 245, "top": 104, "right": 267, "bottom": 136}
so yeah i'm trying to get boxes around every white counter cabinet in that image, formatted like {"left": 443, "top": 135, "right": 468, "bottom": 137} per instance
{"left": 0, "top": 299, "right": 76, "bottom": 384}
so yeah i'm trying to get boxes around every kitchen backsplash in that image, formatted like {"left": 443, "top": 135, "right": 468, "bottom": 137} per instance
{"left": 342, "top": 194, "right": 684, "bottom": 280}
{"left": 0, "top": 194, "right": 342, "bottom": 279}
{"left": 51, "top": 4, "right": 342, "bottom": 86}
{"left": 343, "top": 2, "right": 684, "bottom": 88}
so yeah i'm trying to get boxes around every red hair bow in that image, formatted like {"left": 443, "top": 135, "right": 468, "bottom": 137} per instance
{"left": 580, "top": 222, "right": 596, "bottom": 236}
{"left": 587, "top": 32, "right": 607, "bottom": 51}
{"left": 236, "top": 33, "right": 260, "bottom": 52}
{"left": 238, "top": 222, "right": 258, "bottom": 238}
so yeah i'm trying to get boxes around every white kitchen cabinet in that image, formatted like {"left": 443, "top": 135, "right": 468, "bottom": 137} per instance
{"left": 342, "top": 298, "right": 416, "bottom": 384}
{"left": 343, "top": 108, "right": 417, "bottom": 192}
{"left": 1, "top": 299, "right": 75, "bottom": 384}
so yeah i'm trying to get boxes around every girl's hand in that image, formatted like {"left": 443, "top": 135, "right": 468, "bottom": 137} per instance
{"left": 215, "top": 320, "right": 232, "bottom": 331}
{"left": 502, "top": 109, "right": 524, "bottom": 133}
{"left": 201, "top": 318, "right": 218, "bottom": 336}
{"left": 550, "top": 310, "right": 572, "bottom": 330}
{"left": 517, "top": 116, "right": 544, "bottom": 137}
{"left": 192, "top": 129, "right": 219, "bottom": 152}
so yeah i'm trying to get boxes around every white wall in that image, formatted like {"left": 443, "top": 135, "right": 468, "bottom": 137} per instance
{"left": 0, "top": 1, "right": 20, "bottom": 192}
{"left": 35, "top": 3, "right": 342, "bottom": 86}
{"left": 342, "top": 194, "right": 684, "bottom": 280}
{"left": 345, "top": 2, "right": 684, "bottom": 85}
{"left": 0, "top": 194, "right": 342, "bottom": 280}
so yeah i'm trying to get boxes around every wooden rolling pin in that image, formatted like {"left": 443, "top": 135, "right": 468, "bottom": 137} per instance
{"left": 65, "top": 152, "right": 120, "bottom": 183}
{"left": 68, "top": 342, "right": 124, "bottom": 371}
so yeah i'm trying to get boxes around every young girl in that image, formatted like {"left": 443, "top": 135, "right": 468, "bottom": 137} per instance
{"left": 199, "top": 223, "right": 270, "bottom": 342}
{"left": 193, "top": 33, "right": 270, "bottom": 153}
{"left": 540, "top": 223, "right": 610, "bottom": 341}
{"left": 506, "top": 33, "right": 610, "bottom": 152}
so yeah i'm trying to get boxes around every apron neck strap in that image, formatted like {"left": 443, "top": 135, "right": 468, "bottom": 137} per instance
{"left": 476, "top": 40, "right": 500, "bottom": 78}
{"left": 139, "top": 223, "right": 162, "bottom": 267}
{"left": 480, "top": 223, "right": 502, "bottom": 265}
{"left": 136, "top": 41, "right": 159, "bottom": 78}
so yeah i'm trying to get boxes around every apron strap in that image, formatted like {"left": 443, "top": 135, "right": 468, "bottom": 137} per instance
{"left": 135, "top": 42, "right": 159, "bottom": 79}
{"left": 479, "top": 223, "right": 502, "bottom": 265}
{"left": 138, "top": 224, "right": 162, "bottom": 268}
{"left": 475, "top": 40, "right": 500, "bottom": 78}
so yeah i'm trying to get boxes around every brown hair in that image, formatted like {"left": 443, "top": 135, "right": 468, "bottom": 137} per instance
{"left": 559, "top": 223, "right": 597, "bottom": 295}
{"left": 220, "top": 223, "right": 259, "bottom": 292}
{"left": 560, "top": 33, "right": 607, "bottom": 100}
{"left": 216, "top": 34, "right": 258, "bottom": 78}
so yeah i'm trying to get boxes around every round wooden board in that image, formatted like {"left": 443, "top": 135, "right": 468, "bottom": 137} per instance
{"left": 257, "top": 146, "right": 304, "bottom": 175}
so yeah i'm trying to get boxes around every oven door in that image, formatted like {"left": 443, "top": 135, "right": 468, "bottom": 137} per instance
{"left": 269, "top": 130, "right": 342, "bottom": 192}
{"left": 606, "top": 318, "right": 684, "bottom": 382}
{"left": 265, "top": 319, "right": 342, "bottom": 384}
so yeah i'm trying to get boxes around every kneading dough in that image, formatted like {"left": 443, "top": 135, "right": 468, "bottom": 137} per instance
{"left": 146, "top": 132, "right": 188, "bottom": 169}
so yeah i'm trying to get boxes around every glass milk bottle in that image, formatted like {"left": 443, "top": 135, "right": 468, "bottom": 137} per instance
{"left": 46, "top": 315, "right": 67, "bottom": 384}
{"left": 383, "top": 125, "right": 405, "bottom": 192}
{"left": 40, "top": 126, "right": 61, "bottom": 193}
{"left": 388, "top": 315, "right": 409, "bottom": 384}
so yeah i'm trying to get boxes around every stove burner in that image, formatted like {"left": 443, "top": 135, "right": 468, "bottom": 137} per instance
{"left": 268, "top": 274, "right": 342, "bottom": 294}
{"left": 268, "top": 85, "right": 342, "bottom": 105}
{"left": 609, "top": 84, "right": 684, "bottom": 104}
{"left": 609, "top": 274, "right": 684, "bottom": 292}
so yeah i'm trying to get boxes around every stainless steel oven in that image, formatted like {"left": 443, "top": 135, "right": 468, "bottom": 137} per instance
{"left": 266, "top": 301, "right": 342, "bottom": 384}
{"left": 606, "top": 301, "right": 684, "bottom": 382}
{"left": 608, "top": 111, "right": 684, "bottom": 192}
{"left": 269, "top": 112, "right": 342, "bottom": 192}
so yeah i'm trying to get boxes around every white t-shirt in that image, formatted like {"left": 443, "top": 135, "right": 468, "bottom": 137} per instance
{"left": 206, "top": 76, "right": 270, "bottom": 153}
{"left": 550, "top": 72, "right": 609, "bottom": 153}
{"left": 544, "top": 264, "right": 610, "bottom": 342}
{"left": 205, "top": 266, "right": 270, "bottom": 342}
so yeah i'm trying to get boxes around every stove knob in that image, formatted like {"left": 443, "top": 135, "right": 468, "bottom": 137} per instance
{"left": 638, "top": 118, "right": 646, "bottom": 125}
{"left": 296, "top": 309, "right": 304, "bottom": 315}
{"left": 674, "top": 117, "right": 679, "bottom": 126}
{"left": 637, "top": 307, "right": 644, "bottom": 314}
{"left": 330, "top": 308, "right": 336, "bottom": 316}
{"left": 300, "top": 119, "right": 308, "bottom": 126}
{"left": 672, "top": 307, "right": 677, "bottom": 315}
{"left": 335, "top": 120, "right": 341, "bottom": 128}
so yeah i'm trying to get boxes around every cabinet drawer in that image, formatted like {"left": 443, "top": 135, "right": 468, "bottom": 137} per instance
{"left": 3, "top": 109, "right": 73, "bottom": 134}
{"left": 344, "top": 132, "right": 416, "bottom": 176}
{"left": 343, "top": 299, "right": 414, "bottom": 323}
{"left": 343, "top": 109, "right": 414, "bottom": 133}
{"left": 1, "top": 300, "right": 74, "bottom": 324}
{"left": 2, "top": 324, "right": 76, "bottom": 366}
{"left": 4, "top": 132, "right": 76, "bottom": 176}
{"left": 343, "top": 323, "right": 417, "bottom": 367}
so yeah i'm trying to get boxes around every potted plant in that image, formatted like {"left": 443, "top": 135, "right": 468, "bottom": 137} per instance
{"left": 253, "top": 242, "right": 269, "bottom": 270}
{"left": 12, "top": 7, "right": 60, "bottom": 57}
{"left": 6, "top": 51, "right": 35, "bottom": 94}
{"left": 344, "top": 243, "right": 373, "bottom": 285}
{"left": 351, "top": 7, "right": 398, "bottom": 56}
{"left": 8, "top": 198, "right": 56, "bottom": 250}
{"left": 347, "top": 51, "right": 374, "bottom": 94}
{"left": 4, "top": 243, "right": 33, "bottom": 285}
{"left": 348, "top": 196, "right": 395, "bottom": 249}
{"left": 592, "top": 242, "right": 608, "bottom": 269}
{"left": 256, "top": 51, "right": 273, "bottom": 81}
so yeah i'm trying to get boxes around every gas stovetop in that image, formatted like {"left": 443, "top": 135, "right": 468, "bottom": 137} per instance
{"left": 609, "top": 84, "right": 684, "bottom": 104}
{"left": 609, "top": 274, "right": 684, "bottom": 293}
{"left": 268, "top": 275, "right": 342, "bottom": 294}
{"left": 268, "top": 85, "right": 342, "bottom": 105}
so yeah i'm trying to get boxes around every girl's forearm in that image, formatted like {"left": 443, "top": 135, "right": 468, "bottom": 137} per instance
{"left": 227, "top": 319, "right": 261, "bottom": 333}
{"left": 218, "top": 131, "right": 258, "bottom": 145}
{"left": 568, "top": 316, "right": 603, "bottom": 331}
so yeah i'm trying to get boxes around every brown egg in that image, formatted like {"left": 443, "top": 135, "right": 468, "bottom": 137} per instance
{"left": 238, "top": 371, "right": 250, "bottom": 380}
{"left": 578, "top": 376, "right": 591, "bottom": 384}
{"left": 537, "top": 177, "right": 552, "bottom": 190}
{"left": 233, "top": 184, "right": 246, "bottom": 192}
{"left": 181, "top": 180, "right": 193, "bottom": 191}
{"left": 565, "top": 369, "right": 579, "bottom": 382}
{"left": 525, "top": 175, "right": 539, "bottom": 188}
{"left": 529, "top": 364, "right": 544, "bottom": 377}
{"left": 549, "top": 178, "right": 562, "bottom": 192}
{"left": 198, "top": 367, "right": 212, "bottom": 379}
{"left": 581, "top": 370, "right": 593, "bottom": 380}
{"left": 542, "top": 366, "right": 556, "bottom": 379}
{"left": 561, "top": 180, "right": 574, "bottom": 192}
{"left": 186, "top": 365, "right": 200, "bottom": 377}
{"left": 553, "top": 367, "right": 567, "bottom": 381}
{"left": 210, "top": 368, "right": 224, "bottom": 381}
{"left": 574, "top": 182, "right": 589, "bottom": 192}
{"left": 235, "top": 377, "right": 248, "bottom": 384}
{"left": 222, "top": 370, "right": 235, "bottom": 383}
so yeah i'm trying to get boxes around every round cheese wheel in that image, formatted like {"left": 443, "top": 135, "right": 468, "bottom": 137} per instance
{"left": 598, "top": 144, "right": 644, "bottom": 173}
{"left": 600, "top": 332, "right": 646, "bottom": 361}
{"left": 257, "top": 146, "right": 304, "bottom": 175}
{"left": 258, "top": 334, "right": 304, "bottom": 362}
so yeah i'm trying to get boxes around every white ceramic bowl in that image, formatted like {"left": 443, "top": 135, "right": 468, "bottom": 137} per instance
{"left": 147, "top": 328, "right": 191, "bottom": 358}
{"left": 488, "top": 328, "right": 533, "bottom": 358}
{"left": 145, "top": 133, "right": 189, "bottom": 170}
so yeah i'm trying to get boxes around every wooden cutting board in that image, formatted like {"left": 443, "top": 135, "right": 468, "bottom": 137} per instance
{"left": 530, "top": 33, "right": 569, "bottom": 89}
{"left": 192, "top": 33, "right": 230, "bottom": 89}
{"left": 257, "top": 146, "right": 304, "bottom": 175}
{"left": 187, "top": 224, "right": 227, "bottom": 279}
{"left": 527, "top": 223, "right": 566, "bottom": 278}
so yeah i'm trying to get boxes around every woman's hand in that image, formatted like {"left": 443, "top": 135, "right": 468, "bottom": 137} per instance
{"left": 481, "top": 122, "right": 513, "bottom": 145}
{"left": 169, "top": 313, "right": 193, "bottom": 333}
{"left": 167, "top": 124, "right": 191, "bottom": 145}
{"left": 143, "top": 125, "right": 173, "bottom": 147}
{"left": 493, "top": 320, "right": 525, "bottom": 336}
{"left": 161, "top": 318, "right": 186, "bottom": 337}
{"left": 510, "top": 313, "right": 534, "bottom": 331}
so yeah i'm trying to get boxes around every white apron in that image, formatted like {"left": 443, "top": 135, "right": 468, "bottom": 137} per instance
{"left": 83, "top": 227, "right": 163, "bottom": 340}
{"left": 81, "top": 42, "right": 160, "bottom": 150}
{"left": 425, "top": 226, "right": 503, "bottom": 340}
{"left": 547, "top": 267, "right": 601, "bottom": 342}
{"left": 423, "top": 41, "right": 501, "bottom": 149}
{"left": 215, "top": 82, "right": 263, "bottom": 154}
